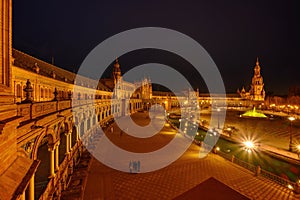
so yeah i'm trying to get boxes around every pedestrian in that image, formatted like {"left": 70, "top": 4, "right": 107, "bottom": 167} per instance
{"left": 129, "top": 161, "right": 133, "bottom": 173}
{"left": 137, "top": 160, "right": 140, "bottom": 172}
{"left": 111, "top": 126, "right": 113, "bottom": 133}
{"left": 133, "top": 161, "right": 137, "bottom": 173}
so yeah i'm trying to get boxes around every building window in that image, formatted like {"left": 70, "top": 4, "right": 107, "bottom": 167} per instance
{"left": 16, "top": 84, "right": 22, "bottom": 97}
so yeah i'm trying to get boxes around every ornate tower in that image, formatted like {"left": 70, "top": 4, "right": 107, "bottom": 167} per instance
{"left": 250, "top": 58, "right": 265, "bottom": 101}
{"left": 112, "top": 58, "right": 122, "bottom": 99}
{"left": 112, "top": 58, "right": 122, "bottom": 85}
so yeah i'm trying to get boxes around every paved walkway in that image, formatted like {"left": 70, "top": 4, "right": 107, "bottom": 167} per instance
{"left": 82, "top": 112, "right": 299, "bottom": 200}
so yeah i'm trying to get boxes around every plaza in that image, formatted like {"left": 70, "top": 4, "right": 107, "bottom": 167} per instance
{"left": 80, "top": 112, "right": 299, "bottom": 200}
{"left": 199, "top": 109, "right": 300, "bottom": 151}
{"left": 1, "top": 1, "right": 300, "bottom": 199}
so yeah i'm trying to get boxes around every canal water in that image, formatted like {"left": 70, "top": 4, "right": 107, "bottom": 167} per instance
{"left": 168, "top": 118, "right": 300, "bottom": 182}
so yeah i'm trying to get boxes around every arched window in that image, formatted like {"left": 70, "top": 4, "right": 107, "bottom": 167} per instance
{"left": 22, "top": 85, "right": 26, "bottom": 98}
{"left": 41, "top": 88, "right": 44, "bottom": 98}
{"left": 16, "top": 84, "right": 22, "bottom": 97}
{"left": 45, "top": 88, "right": 48, "bottom": 98}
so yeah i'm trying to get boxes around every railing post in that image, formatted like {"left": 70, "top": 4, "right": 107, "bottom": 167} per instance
{"left": 295, "top": 180, "right": 300, "bottom": 194}
{"left": 231, "top": 155, "right": 235, "bottom": 162}
{"left": 255, "top": 165, "right": 261, "bottom": 176}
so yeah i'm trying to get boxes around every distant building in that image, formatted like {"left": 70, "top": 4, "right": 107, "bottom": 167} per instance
{"left": 238, "top": 58, "right": 265, "bottom": 101}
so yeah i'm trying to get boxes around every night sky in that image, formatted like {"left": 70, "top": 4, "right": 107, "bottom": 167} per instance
{"left": 13, "top": 0, "right": 300, "bottom": 95}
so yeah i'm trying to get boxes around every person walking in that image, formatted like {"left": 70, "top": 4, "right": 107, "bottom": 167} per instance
{"left": 129, "top": 161, "right": 133, "bottom": 173}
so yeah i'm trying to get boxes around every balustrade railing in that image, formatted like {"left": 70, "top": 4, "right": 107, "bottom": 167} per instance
{"left": 216, "top": 150, "right": 296, "bottom": 190}
{"left": 260, "top": 168, "right": 296, "bottom": 188}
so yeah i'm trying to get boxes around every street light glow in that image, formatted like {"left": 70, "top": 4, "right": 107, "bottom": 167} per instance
{"left": 243, "top": 140, "right": 255, "bottom": 153}
{"left": 288, "top": 116, "right": 296, "bottom": 151}
{"left": 244, "top": 141, "right": 254, "bottom": 149}
{"left": 288, "top": 116, "right": 296, "bottom": 121}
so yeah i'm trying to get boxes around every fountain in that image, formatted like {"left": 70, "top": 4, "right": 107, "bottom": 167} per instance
{"left": 241, "top": 107, "right": 267, "bottom": 118}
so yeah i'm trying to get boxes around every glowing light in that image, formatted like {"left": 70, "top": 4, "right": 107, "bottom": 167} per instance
{"left": 296, "top": 145, "right": 300, "bottom": 151}
{"left": 242, "top": 107, "right": 267, "bottom": 118}
{"left": 288, "top": 116, "right": 296, "bottom": 121}
{"left": 243, "top": 140, "right": 255, "bottom": 153}
{"left": 216, "top": 147, "right": 220, "bottom": 151}
{"left": 287, "top": 184, "right": 294, "bottom": 190}
{"left": 244, "top": 141, "right": 254, "bottom": 149}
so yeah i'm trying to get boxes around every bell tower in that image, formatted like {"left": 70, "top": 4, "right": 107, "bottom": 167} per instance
{"left": 112, "top": 58, "right": 122, "bottom": 84}
{"left": 251, "top": 58, "right": 265, "bottom": 101}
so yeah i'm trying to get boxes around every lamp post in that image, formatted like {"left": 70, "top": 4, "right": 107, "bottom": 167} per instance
{"left": 296, "top": 145, "right": 300, "bottom": 159}
{"left": 288, "top": 116, "right": 296, "bottom": 151}
{"left": 217, "top": 108, "right": 221, "bottom": 129}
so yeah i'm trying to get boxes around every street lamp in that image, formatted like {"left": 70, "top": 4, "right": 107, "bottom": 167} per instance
{"left": 296, "top": 145, "right": 300, "bottom": 158}
{"left": 297, "top": 145, "right": 300, "bottom": 152}
{"left": 217, "top": 108, "right": 221, "bottom": 129}
{"left": 288, "top": 116, "right": 296, "bottom": 151}
{"left": 243, "top": 140, "right": 255, "bottom": 153}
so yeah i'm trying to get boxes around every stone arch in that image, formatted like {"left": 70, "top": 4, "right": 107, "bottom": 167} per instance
{"left": 71, "top": 124, "right": 77, "bottom": 147}
{"left": 31, "top": 130, "right": 52, "bottom": 160}
{"left": 34, "top": 131, "right": 54, "bottom": 199}
{"left": 57, "top": 121, "right": 69, "bottom": 135}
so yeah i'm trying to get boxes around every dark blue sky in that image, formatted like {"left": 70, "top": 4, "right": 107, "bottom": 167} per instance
{"left": 13, "top": 0, "right": 300, "bottom": 95}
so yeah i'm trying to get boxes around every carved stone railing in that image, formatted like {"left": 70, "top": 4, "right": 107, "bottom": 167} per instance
{"left": 16, "top": 99, "right": 115, "bottom": 121}
{"left": 31, "top": 101, "right": 57, "bottom": 119}
{"left": 57, "top": 100, "right": 71, "bottom": 111}
{"left": 17, "top": 101, "right": 70, "bottom": 121}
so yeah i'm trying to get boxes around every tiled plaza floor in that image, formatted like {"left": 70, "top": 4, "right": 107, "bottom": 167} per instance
{"left": 82, "top": 112, "right": 300, "bottom": 200}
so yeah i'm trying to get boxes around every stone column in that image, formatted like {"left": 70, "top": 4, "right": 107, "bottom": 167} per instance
{"left": 76, "top": 126, "right": 79, "bottom": 141}
{"left": 21, "top": 191, "right": 26, "bottom": 200}
{"left": 65, "top": 133, "right": 70, "bottom": 154}
{"left": 48, "top": 146, "right": 55, "bottom": 177}
{"left": 69, "top": 132, "right": 72, "bottom": 151}
{"left": 28, "top": 174, "right": 35, "bottom": 200}
{"left": 55, "top": 143, "right": 59, "bottom": 171}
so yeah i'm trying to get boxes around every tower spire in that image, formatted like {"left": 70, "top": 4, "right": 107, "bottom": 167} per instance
{"left": 256, "top": 57, "right": 259, "bottom": 66}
